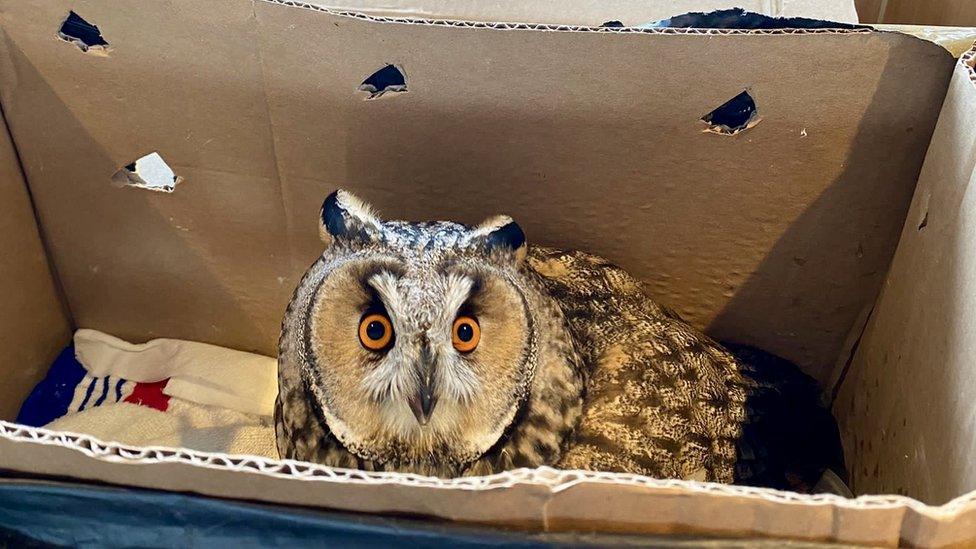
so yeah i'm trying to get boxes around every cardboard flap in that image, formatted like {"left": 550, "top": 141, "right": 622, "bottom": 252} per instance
{"left": 836, "top": 47, "right": 976, "bottom": 504}
{"left": 0, "top": 2, "right": 954, "bottom": 385}
{"left": 292, "top": 0, "right": 860, "bottom": 25}
{"left": 875, "top": 25, "right": 976, "bottom": 57}
{"left": 0, "top": 109, "right": 71, "bottom": 420}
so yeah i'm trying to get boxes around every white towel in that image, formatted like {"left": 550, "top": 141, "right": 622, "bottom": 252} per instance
{"left": 74, "top": 329, "right": 278, "bottom": 417}
{"left": 47, "top": 399, "right": 278, "bottom": 458}
{"left": 44, "top": 329, "right": 280, "bottom": 459}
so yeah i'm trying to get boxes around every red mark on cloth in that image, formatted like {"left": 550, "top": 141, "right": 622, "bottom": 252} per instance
{"left": 124, "top": 379, "right": 171, "bottom": 412}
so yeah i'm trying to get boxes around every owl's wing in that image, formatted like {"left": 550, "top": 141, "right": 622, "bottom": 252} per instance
{"left": 724, "top": 342, "right": 848, "bottom": 493}
{"left": 529, "top": 248, "right": 747, "bottom": 484}
{"left": 275, "top": 344, "right": 333, "bottom": 462}
{"left": 554, "top": 319, "right": 748, "bottom": 483}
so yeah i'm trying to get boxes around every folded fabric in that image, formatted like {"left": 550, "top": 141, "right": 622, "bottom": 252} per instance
{"left": 17, "top": 329, "right": 280, "bottom": 459}
{"left": 74, "top": 329, "right": 278, "bottom": 417}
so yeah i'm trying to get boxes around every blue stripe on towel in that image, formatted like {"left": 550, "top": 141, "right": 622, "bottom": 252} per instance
{"left": 78, "top": 377, "right": 97, "bottom": 411}
{"left": 93, "top": 377, "right": 110, "bottom": 407}
{"left": 115, "top": 378, "right": 124, "bottom": 402}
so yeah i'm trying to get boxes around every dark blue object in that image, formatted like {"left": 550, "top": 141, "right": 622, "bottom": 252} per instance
{"left": 701, "top": 91, "right": 759, "bottom": 135}
{"left": 359, "top": 64, "right": 407, "bottom": 98}
{"left": 15, "top": 344, "right": 84, "bottom": 427}
{"left": 58, "top": 11, "right": 109, "bottom": 50}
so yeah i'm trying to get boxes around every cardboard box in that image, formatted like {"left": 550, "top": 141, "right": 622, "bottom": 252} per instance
{"left": 288, "top": 0, "right": 860, "bottom": 25}
{"left": 858, "top": 0, "right": 976, "bottom": 27}
{"left": 0, "top": 1, "right": 974, "bottom": 546}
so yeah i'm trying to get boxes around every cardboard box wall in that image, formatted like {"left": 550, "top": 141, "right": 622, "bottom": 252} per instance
{"left": 293, "top": 0, "right": 860, "bottom": 25}
{"left": 0, "top": 1, "right": 974, "bottom": 546}
{"left": 858, "top": 0, "right": 976, "bottom": 27}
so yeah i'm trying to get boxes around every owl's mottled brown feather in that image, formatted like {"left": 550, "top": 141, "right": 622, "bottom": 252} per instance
{"left": 526, "top": 247, "right": 747, "bottom": 483}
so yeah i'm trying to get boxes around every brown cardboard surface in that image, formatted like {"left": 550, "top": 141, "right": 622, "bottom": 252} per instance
{"left": 874, "top": 26, "right": 976, "bottom": 57}
{"left": 3, "top": 422, "right": 976, "bottom": 547}
{"left": 295, "top": 0, "right": 860, "bottom": 25}
{"left": 0, "top": 111, "right": 71, "bottom": 420}
{"left": 836, "top": 49, "right": 976, "bottom": 506}
{"left": 0, "top": 1, "right": 954, "bottom": 385}
{"left": 854, "top": 0, "right": 883, "bottom": 23}
{"left": 868, "top": 0, "right": 976, "bottom": 27}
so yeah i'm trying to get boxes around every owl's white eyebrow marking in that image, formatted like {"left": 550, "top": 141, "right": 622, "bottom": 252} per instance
{"left": 367, "top": 271, "right": 403, "bottom": 318}
{"left": 443, "top": 273, "right": 475, "bottom": 318}
{"left": 439, "top": 273, "right": 481, "bottom": 403}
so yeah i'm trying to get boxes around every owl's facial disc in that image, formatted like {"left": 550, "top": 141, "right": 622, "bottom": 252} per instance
{"left": 308, "top": 257, "right": 532, "bottom": 465}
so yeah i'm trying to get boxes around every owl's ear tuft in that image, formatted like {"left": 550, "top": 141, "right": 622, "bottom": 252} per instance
{"left": 472, "top": 215, "right": 527, "bottom": 263}
{"left": 319, "top": 189, "right": 383, "bottom": 245}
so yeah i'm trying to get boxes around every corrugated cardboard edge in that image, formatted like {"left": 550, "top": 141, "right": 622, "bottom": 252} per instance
{"left": 263, "top": 0, "right": 870, "bottom": 33}
{"left": 283, "top": 1, "right": 965, "bottom": 58}
{"left": 286, "top": 0, "right": 860, "bottom": 25}
{"left": 1, "top": 421, "right": 975, "bottom": 547}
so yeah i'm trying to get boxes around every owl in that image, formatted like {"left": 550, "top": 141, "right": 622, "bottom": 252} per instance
{"left": 276, "top": 190, "right": 845, "bottom": 490}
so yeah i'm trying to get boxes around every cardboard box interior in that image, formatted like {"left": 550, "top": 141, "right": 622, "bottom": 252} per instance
{"left": 835, "top": 46, "right": 976, "bottom": 506}
{"left": 0, "top": 0, "right": 975, "bottom": 545}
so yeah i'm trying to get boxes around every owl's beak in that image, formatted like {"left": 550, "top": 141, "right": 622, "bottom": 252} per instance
{"left": 408, "top": 354, "right": 438, "bottom": 426}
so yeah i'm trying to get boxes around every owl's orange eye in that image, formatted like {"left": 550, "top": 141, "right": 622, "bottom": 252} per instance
{"left": 452, "top": 316, "right": 480, "bottom": 353}
{"left": 359, "top": 313, "right": 393, "bottom": 351}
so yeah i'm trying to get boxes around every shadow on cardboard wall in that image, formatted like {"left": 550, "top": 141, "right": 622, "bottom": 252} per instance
{"left": 706, "top": 41, "right": 955, "bottom": 500}
{"left": 707, "top": 42, "right": 952, "bottom": 389}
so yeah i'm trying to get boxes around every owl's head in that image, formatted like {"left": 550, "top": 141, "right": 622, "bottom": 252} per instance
{"left": 300, "top": 190, "right": 537, "bottom": 467}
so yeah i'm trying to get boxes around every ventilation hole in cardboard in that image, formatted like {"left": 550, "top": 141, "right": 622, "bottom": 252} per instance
{"left": 701, "top": 91, "right": 762, "bottom": 135}
{"left": 57, "top": 11, "right": 110, "bottom": 55}
{"left": 112, "top": 152, "right": 182, "bottom": 192}
{"left": 917, "top": 211, "right": 929, "bottom": 231}
{"left": 359, "top": 64, "right": 407, "bottom": 99}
